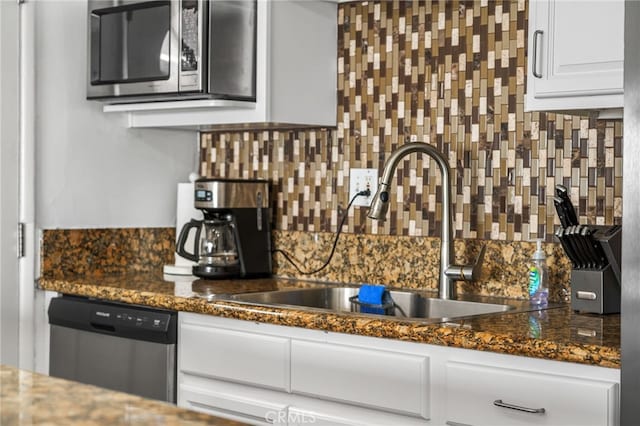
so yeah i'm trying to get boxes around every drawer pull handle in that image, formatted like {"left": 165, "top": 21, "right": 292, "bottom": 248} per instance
{"left": 494, "top": 399, "right": 546, "bottom": 414}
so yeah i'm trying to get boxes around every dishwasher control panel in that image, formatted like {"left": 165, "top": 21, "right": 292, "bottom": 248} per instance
{"left": 49, "top": 296, "right": 177, "bottom": 344}
{"left": 90, "top": 308, "right": 170, "bottom": 331}
{"left": 114, "top": 312, "right": 168, "bottom": 329}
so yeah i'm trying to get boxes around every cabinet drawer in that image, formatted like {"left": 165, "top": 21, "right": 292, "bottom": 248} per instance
{"left": 287, "top": 408, "right": 359, "bottom": 426}
{"left": 291, "top": 340, "right": 429, "bottom": 419}
{"left": 180, "top": 384, "right": 288, "bottom": 425}
{"left": 445, "top": 361, "right": 618, "bottom": 426}
{"left": 180, "top": 323, "right": 290, "bottom": 392}
{"left": 288, "top": 403, "right": 431, "bottom": 426}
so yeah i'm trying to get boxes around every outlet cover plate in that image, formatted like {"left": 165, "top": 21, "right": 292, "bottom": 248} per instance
{"left": 349, "top": 168, "right": 379, "bottom": 207}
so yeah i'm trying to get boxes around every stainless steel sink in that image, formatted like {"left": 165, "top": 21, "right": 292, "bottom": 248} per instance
{"left": 223, "top": 286, "right": 531, "bottom": 322}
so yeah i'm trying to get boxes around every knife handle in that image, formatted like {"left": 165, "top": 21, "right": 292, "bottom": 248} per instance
{"left": 574, "top": 225, "right": 597, "bottom": 269}
{"left": 555, "top": 184, "right": 579, "bottom": 226}
{"left": 582, "top": 226, "right": 609, "bottom": 269}
{"left": 567, "top": 225, "right": 592, "bottom": 269}
{"left": 555, "top": 227, "right": 578, "bottom": 268}
{"left": 553, "top": 196, "right": 570, "bottom": 228}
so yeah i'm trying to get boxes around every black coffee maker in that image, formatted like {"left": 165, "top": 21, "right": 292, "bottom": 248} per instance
{"left": 176, "top": 178, "right": 272, "bottom": 279}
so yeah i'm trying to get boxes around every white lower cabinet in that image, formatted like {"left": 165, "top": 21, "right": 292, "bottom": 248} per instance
{"left": 290, "top": 340, "right": 429, "bottom": 418}
{"left": 178, "top": 312, "right": 620, "bottom": 426}
{"left": 180, "top": 378, "right": 288, "bottom": 425}
{"left": 445, "top": 361, "right": 618, "bottom": 426}
{"left": 180, "top": 321, "right": 290, "bottom": 392}
{"left": 287, "top": 407, "right": 357, "bottom": 426}
{"left": 285, "top": 398, "right": 429, "bottom": 426}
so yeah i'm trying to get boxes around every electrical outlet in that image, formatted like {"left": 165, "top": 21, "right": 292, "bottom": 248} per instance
{"left": 349, "top": 168, "right": 379, "bottom": 207}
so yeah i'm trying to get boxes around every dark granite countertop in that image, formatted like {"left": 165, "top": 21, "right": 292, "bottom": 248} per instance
{"left": 38, "top": 273, "right": 620, "bottom": 369}
{"left": 0, "top": 364, "right": 244, "bottom": 425}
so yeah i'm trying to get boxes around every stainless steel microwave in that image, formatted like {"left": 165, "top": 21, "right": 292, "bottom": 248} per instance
{"left": 86, "top": 0, "right": 256, "bottom": 103}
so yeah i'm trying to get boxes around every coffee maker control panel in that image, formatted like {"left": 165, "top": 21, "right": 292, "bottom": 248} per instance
{"left": 194, "top": 178, "right": 269, "bottom": 209}
{"left": 195, "top": 189, "right": 213, "bottom": 202}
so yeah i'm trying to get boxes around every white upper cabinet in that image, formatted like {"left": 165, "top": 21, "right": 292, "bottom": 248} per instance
{"left": 525, "top": 0, "right": 624, "bottom": 113}
{"left": 105, "top": 0, "right": 337, "bottom": 130}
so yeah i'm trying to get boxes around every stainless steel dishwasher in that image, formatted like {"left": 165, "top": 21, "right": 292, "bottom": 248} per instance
{"left": 48, "top": 295, "right": 177, "bottom": 402}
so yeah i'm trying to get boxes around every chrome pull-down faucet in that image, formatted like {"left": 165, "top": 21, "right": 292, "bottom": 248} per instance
{"left": 367, "top": 142, "right": 485, "bottom": 300}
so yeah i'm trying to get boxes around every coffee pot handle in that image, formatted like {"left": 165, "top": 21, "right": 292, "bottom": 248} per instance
{"left": 176, "top": 219, "right": 202, "bottom": 262}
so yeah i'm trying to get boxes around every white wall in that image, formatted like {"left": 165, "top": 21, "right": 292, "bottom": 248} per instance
{"left": 1, "top": 0, "right": 21, "bottom": 368}
{"left": 35, "top": 1, "right": 198, "bottom": 229}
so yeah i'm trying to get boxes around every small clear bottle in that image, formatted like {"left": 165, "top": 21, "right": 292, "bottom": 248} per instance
{"left": 528, "top": 239, "right": 548, "bottom": 305}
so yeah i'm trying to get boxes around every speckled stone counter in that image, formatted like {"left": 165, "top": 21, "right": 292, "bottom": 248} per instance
{"left": 0, "top": 364, "right": 243, "bottom": 425}
{"left": 38, "top": 273, "right": 620, "bottom": 369}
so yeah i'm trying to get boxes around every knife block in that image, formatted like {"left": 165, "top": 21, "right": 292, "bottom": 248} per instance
{"left": 570, "top": 225, "right": 621, "bottom": 314}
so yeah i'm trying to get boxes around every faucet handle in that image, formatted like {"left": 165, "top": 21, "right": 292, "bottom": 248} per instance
{"left": 470, "top": 244, "right": 487, "bottom": 281}
{"left": 454, "top": 244, "right": 486, "bottom": 282}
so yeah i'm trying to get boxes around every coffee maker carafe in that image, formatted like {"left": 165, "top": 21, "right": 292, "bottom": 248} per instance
{"left": 176, "top": 178, "right": 272, "bottom": 279}
{"left": 177, "top": 216, "right": 240, "bottom": 277}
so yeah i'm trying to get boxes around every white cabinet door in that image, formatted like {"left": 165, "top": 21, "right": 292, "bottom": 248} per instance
{"left": 180, "top": 321, "right": 290, "bottom": 392}
{"left": 287, "top": 407, "right": 382, "bottom": 426}
{"left": 291, "top": 340, "right": 430, "bottom": 419}
{"left": 180, "top": 382, "right": 288, "bottom": 425}
{"left": 445, "top": 360, "right": 619, "bottom": 426}
{"left": 287, "top": 403, "right": 431, "bottom": 426}
{"left": 526, "top": 0, "right": 624, "bottom": 111}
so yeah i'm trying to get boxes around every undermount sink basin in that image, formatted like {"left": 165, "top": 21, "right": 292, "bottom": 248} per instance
{"left": 224, "top": 286, "right": 527, "bottom": 322}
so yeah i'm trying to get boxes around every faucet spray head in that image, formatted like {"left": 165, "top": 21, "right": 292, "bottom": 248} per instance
{"left": 367, "top": 182, "right": 390, "bottom": 221}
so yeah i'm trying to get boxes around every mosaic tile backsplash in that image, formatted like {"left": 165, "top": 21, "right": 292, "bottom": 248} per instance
{"left": 199, "top": 0, "right": 623, "bottom": 243}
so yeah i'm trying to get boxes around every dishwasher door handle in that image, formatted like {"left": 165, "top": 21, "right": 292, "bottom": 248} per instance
{"left": 89, "top": 322, "right": 116, "bottom": 333}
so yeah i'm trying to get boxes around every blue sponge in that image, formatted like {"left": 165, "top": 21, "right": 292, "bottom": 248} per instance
{"left": 358, "top": 284, "right": 388, "bottom": 315}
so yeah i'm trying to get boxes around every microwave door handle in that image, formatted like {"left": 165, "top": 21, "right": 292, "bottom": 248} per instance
{"left": 89, "top": 13, "right": 100, "bottom": 83}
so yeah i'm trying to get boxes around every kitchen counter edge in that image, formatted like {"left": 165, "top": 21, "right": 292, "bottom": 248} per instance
{"left": 37, "top": 275, "right": 621, "bottom": 369}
